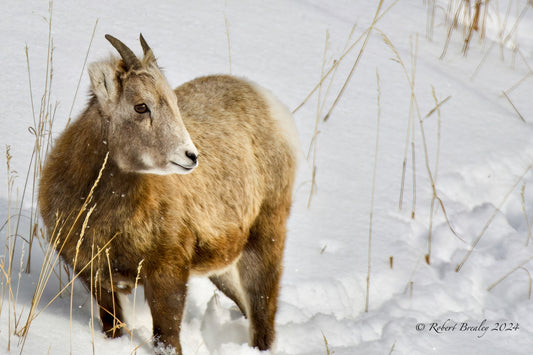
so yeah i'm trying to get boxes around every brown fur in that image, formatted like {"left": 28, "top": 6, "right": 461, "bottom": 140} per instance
{"left": 38, "top": 35, "right": 297, "bottom": 354}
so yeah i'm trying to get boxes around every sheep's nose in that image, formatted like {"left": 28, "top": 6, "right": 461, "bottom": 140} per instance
{"left": 186, "top": 150, "right": 198, "bottom": 165}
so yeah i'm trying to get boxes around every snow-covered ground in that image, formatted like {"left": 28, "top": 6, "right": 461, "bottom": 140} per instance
{"left": 2, "top": 0, "right": 533, "bottom": 354}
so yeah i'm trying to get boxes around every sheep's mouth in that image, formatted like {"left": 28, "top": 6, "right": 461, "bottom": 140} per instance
{"left": 170, "top": 161, "right": 196, "bottom": 172}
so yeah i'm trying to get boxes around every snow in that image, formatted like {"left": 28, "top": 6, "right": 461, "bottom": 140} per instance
{"left": 2, "top": 0, "right": 533, "bottom": 354}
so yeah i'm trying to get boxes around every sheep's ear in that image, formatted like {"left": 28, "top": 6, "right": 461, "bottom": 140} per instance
{"left": 88, "top": 61, "right": 120, "bottom": 106}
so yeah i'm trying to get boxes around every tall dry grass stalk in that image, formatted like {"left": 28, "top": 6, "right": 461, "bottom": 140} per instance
{"left": 397, "top": 36, "right": 420, "bottom": 215}
{"left": 2, "top": 145, "right": 18, "bottom": 351}
{"left": 426, "top": 0, "right": 436, "bottom": 40}
{"left": 409, "top": 36, "right": 419, "bottom": 220}
{"left": 434, "top": 0, "right": 531, "bottom": 60}
{"left": 456, "top": 164, "right": 533, "bottom": 272}
{"left": 301, "top": 0, "right": 395, "bottom": 209}
{"left": 365, "top": 69, "right": 382, "bottom": 313}
{"left": 66, "top": 19, "right": 99, "bottom": 127}
{"left": 502, "top": 90, "right": 526, "bottom": 122}
{"left": 1, "top": 1, "right": 57, "bottom": 350}
{"left": 521, "top": 183, "right": 532, "bottom": 246}
{"left": 224, "top": 0, "right": 232, "bottom": 75}
{"left": 306, "top": 30, "right": 329, "bottom": 209}
{"left": 292, "top": 0, "right": 399, "bottom": 115}
{"left": 378, "top": 29, "right": 463, "bottom": 263}
{"left": 306, "top": 23, "right": 359, "bottom": 208}
{"left": 396, "top": 34, "right": 417, "bottom": 217}
{"left": 487, "top": 254, "right": 533, "bottom": 294}
{"left": 425, "top": 86, "right": 443, "bottom": 265}
{"left": 388, "top": 341, "right": 397, "bottom": 355}
{"left": 499, "top": 48, "right": 532, "bottom": 122}
{"left": 130, "top": 259, "right": 145, "bottom": 344}
{"left": 0, "top": 4, "right": 108, "bottom": 353}
{"left": 438, "top": 0, "right": 489, "bottom": 58}
{"left": 18, "top": 153, "right": 111, "bottom": 352}
{"left": 89, "top": 244, "right": 96, "bottom": 355}
{"left": 105, "top": 248, "right": 118, "bottom": 337}
{"left": 70, "top": 205, "right": 95, "bottom": 353}
{"left": 321, "top": 330, "right": 331, "bottom": 355}
{"left": 322, "top": 0, "right": 387, "bottom": 122}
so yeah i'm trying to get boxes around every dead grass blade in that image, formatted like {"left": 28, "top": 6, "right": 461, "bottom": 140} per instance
{"left": 378, "top": 29, "right": 465, "bottom": 244}
{"left": 502, "top": 90, "right": 526, "bottom": 123}
{"left": 425, "top": 87, "right": 444, "bottom": 265}
{"left": 292, "top": 0, "right": 398, "bottom": 114}
{"left": 18, "top": 153, "right": 110, "bottom": 351}
{"left": 365, "top": 69, "right": 382, "bottom": 312}
{"left": 130, "top": 259, "right": 145, "bottom": 345}
{"left": 323, "top": 0, "right": 386, "bottom": 122}
{"left": 457, "top": 164, "right": 533, "bottom": 272}
{"left": 521, "top": 183, "right": 532, "bottom": 246}
{"left": 224, "top": 1, "right": 232, "bottom": 75}
{"left": 306, "top": 30, "right": 329, "bottom": 209}
{"left": 487, "top": 255, "right": 533, "bottom": 293}
{"left": 66, "top": 18, "right": 98, "bottom": 127}
{"left": 321, "top": 330, "right": 331, "bottom": 355}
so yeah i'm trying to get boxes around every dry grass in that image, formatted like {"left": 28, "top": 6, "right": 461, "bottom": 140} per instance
{"left": 1, "top": 1, "right": 58, "bottom": 350}
{"left": 484, "top": 174, "right": 533, "bottom": 297}
{"left": 305, "top": 30, "right": 329, "bottom": 209}
{"left": 521, "top": 183, "right": 533, "bottom": 245}
{"left": 18, "top": 153, "right": 113, "bottom": 352}
{"left": 425, "top": 86, "right": 444, "bottom": 265}
{"left": 292, "top": 0, "right": 399, "bottom": 116}
{"left": 431, "top": 0, "right": 531, "bottom": 60}
{"left": 321, "top": 330, "right": 332, "bottom": 355}
{"left": 456, "top": 164, "right": 532, "bottom": 272}
{"left": 487, "top": 254, "right": 533, "bottom": 293}
{"left": 294, "top": 0, "right": 512, "bottom": 313}
{"left": 316, "top": 0, "right": 533, "bottom": 302}
{"left": 438, "top": 0, "right": 489, "bottom": 58}
{"left": 66, "top": 19, "right": 99, "bottom": 127}
{"left": 378, "top": 29, "right": 463, "bottom": 267}
{"left": 301, "top": 0, "right": 396, "bottom": 210}
{"left": 424, "top": 1, "right": 533, "bottom": 276}
{"left": 0, "top": 3, "right": 147, "bottom": 353}
{"left": 224, "top": 0, "right": 232, "bottom": 75}
{"left": 365, "top": 69, "right": 382, "bottom": 313}
{"left": 322, "top": 0, "right": 387, "bottom": 122}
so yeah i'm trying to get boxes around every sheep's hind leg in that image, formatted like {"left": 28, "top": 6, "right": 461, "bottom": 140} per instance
{"left": 239, "top": 205, "right": 289, "bottom": 350}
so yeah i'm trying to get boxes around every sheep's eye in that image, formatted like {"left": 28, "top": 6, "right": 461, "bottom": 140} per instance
{"left": 134, "top": 104, "right": 149, "bottom": 114}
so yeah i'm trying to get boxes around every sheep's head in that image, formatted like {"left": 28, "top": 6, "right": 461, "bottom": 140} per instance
{"left": 88, "top": 34, "right": 198, "bottom": 175}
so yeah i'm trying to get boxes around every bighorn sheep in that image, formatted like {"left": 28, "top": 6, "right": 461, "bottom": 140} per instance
{"left": 38, "top": 34, "right": 298, "bottom": 354}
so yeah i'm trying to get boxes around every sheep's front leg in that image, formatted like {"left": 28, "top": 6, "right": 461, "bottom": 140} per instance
{"left": 79, "top": 272, "right": 125, "bottom": 338}
{"left": 144, "top": 269, "right": 189, "bottom": 354}
{"left": 98, "top": 287, "right": 124, "bottom": 338}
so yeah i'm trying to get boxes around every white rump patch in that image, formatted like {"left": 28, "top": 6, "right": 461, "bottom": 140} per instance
{"left": 251, "top": 83, "right": 304, "bottom": 165}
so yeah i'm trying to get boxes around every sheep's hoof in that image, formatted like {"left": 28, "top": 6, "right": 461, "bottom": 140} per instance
{"left": 103, "top": 326, "right": 124, "bottom": 338}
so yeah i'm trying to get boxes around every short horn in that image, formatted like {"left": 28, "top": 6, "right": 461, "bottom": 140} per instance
{"left": 139, "top": 33, "right": 152, "bottom": 56}
{"left": 105, "top": 34, "right": 141, "bottom": 70}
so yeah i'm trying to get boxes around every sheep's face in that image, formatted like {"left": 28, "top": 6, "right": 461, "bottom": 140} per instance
{"left": 88, "top": 35, "right": 198, "bottom": 175}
